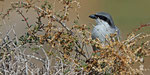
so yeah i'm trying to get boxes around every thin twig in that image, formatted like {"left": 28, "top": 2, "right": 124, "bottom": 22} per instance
{"left": 16, "top": 10, "right": 30, "bottom": 28}
{"left": 125, "top": 33, "right": 142, "bottom": 45}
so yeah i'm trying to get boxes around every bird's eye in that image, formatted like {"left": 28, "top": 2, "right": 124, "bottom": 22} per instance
{"left": 95, "top": 15, "right": 112, "bottom": 26}
{"left": 99, "top": 16, "right": 107, "bottom": 21}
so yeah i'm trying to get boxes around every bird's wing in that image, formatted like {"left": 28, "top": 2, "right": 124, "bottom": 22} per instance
{"left": 115, "top": 26, "right": 120, "bottom": 36}
{"left": 91, "top": 25, "right": 106, "bottom": 42}
{"left": 114, "top": 26, "right": 120, "bottom": 42}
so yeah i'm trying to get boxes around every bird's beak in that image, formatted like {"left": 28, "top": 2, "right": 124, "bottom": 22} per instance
{"left": 89, "top": 14, "right": 97, "bottom": 19}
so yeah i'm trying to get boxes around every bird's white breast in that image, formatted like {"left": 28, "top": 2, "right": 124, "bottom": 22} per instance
{"left": 92, "top": 20, "right": 116, "bottom": 42}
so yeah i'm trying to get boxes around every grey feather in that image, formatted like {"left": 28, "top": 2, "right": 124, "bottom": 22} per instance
{"left": 89, "top": 12, "right": 120, "bottom": 51}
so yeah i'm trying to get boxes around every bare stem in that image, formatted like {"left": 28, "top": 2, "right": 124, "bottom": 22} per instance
{"left": 16, "top": 10, "right": 30, "bottom": 28}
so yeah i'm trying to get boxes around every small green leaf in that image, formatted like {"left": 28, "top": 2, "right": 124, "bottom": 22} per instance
{"left": 64, "top": 69, "right": 70, "bottom": 74}
{"left": 74, "top": 20, "right": 79, "bottom": 25}
{"left": 22, "top": 19, "right": 25, "bottom": 21}
{"left": 31, "top": 47, "right": 40, "bottom": 51}
{"left": 48, "top": 4, "right": 52, "bottom": 10}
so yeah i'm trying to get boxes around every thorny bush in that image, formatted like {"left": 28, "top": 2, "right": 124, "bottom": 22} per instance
{"left": 0, "top": 0, "right": 150, "bottom": 75}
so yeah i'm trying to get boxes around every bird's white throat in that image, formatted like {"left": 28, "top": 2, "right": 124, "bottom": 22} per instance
{"left": 95, "top": 18, "right": 110, "bottom": 28}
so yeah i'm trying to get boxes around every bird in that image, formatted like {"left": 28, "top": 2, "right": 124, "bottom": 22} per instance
{"left": 89, "top": 12, "right": 120, "bottom": 51}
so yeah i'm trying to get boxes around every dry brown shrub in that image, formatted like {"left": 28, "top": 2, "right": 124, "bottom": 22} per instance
{"left": 0, "top": 0, "right": 150, "bottom": 75}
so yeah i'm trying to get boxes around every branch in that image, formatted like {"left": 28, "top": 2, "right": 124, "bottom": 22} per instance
{"left": 134, "top": 24, "right": 150, "bottom": 32}
{"left": 50, "top": 16, "right": 73, "bottom": 34}
{"left": 16, "top": 10, "right": 30, "bottom": 28}
{"left": 34, "top": 5, "right": 73, "bottom": 34}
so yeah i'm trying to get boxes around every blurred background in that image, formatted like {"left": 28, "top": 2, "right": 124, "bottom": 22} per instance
{"left": 79, "top": 0, "right": 150, "bottom": 38}
{"left": 0, "top": 0, "right": 150, "bottom": 74}
{"left": 0, "top": 0, "right": 150, "bottom": 38}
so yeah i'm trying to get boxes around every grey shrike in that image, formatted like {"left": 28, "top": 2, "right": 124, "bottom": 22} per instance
{"left": 89, "top": 12, "right": 120, "bottom": 51}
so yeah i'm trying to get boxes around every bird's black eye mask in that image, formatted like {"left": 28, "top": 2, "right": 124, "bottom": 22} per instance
{"left": 95, "top": 15, "right": 112, "bottom": 26}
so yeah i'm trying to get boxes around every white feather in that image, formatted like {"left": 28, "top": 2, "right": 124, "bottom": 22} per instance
{"left": 92, "top": 18, "right": 117, "bottom": 42}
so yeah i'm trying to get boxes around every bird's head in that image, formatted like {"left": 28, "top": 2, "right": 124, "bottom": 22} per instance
{"left": 89, "top": 12, "right": 115, "bottom": 27}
